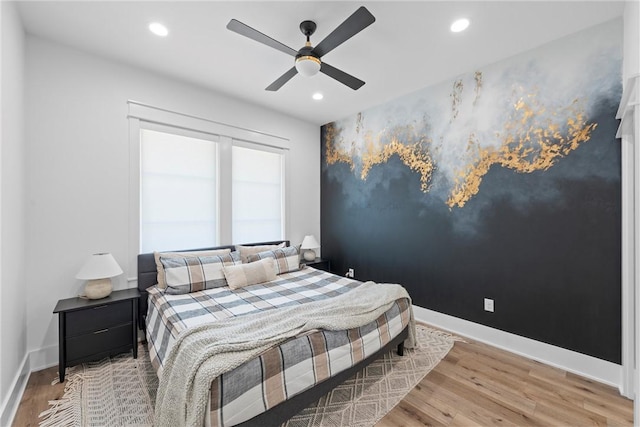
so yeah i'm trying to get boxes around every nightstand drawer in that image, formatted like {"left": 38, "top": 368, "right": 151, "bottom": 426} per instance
{"left": 66, "top": 300, "right": 130, "bottom": 337}
{"left": 66, "top": 323, "right": 132, "bottom": 362}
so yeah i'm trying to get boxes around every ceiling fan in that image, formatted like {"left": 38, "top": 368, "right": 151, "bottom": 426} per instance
{"left": 227, "top": 6, "right": 375, "bottom": 91}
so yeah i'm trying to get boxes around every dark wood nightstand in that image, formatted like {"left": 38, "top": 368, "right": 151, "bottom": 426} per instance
{"left": 301, "top": 258, "right": 331, "bottom": 272}
{"left": 53, "top": 288, "right": 140, "bottom": 382}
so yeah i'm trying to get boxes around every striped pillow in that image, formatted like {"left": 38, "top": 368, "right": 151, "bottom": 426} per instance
{"left": 246, "top": 246, "right": 300, "bottom": 275}
{"left": 154, "top": 248, "right": 232, "bottom": 290}
{"left": 160, "top": 252, "right": 240, "bottom": 294}
{"left": 237, "top": 243, "right": 286, "bottom": 263}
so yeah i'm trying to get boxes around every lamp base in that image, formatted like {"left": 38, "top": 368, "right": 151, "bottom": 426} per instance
{"left": 303, "top": 249, "right": 316, "bottom": 262}
{"left": 84, "top": 278, "right": 113, "bottom": 299}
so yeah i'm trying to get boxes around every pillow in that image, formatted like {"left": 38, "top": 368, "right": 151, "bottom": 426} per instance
{"left": 246, "top": 246, "right": 300, "bottom": 275}
{"left": 160, "top": 252, "right": 240, "bottom": 294}
{"left": 236, "top": 242, "right": 286, "bottom": 263}
{"left": 223, "top": 258, "right": 276, "bottom": 290}
{"left": 154, "top": 248, "right": 231, "bottom": 290}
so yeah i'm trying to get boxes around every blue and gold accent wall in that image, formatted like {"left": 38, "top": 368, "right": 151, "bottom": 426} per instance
{"left": 321, "top": 20, "right": 622, "bottom": 363}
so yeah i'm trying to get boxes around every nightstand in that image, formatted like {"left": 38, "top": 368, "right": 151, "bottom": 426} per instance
{"left": 53, "top": 288, "right": 140, "bottom": 382}
{"left": 301, "top": 258, "right": 331, "bottom": 272}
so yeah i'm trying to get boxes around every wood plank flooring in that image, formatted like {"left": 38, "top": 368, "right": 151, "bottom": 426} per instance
{"left": 13, "top": 329, "right": 633, "bottom": 426}
{"left": 377, "top": 335, "right": 633, "bottom": 426}
{"left": 12, "top": 366, "right": 65, "bottom": 427}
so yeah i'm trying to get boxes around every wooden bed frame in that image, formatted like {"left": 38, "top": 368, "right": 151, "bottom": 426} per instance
{"left": 137, "top": 241, "right": 408, "bottom": 426}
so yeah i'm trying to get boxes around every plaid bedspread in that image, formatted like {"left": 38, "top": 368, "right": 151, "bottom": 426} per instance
{"left": 145, "top": 266, "right": 410, "bottom": 426}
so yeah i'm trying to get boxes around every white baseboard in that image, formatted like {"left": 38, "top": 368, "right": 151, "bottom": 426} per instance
{"left": 0, "top": 353, "right": 30, "bottom": 426}
{"left": 413, "top": 305, "right": 623, "bottom": 391}
{"left": 1, "top": 344, "right": 77, "bottom": 426}
{"left": 29, "top": 344, "right": 58, "bottom": 373}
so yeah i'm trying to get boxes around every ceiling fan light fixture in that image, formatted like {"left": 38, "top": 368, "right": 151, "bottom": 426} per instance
{"left": 295, "top": 55, "right": 321, "bottom": 77}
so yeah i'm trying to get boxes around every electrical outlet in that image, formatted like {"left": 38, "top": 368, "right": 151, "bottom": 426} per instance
{"left": 346, "top": 268, "right": 355, "bottom": 278}
{"left": 484, "top": 298, "right": 494, "bottom": 313}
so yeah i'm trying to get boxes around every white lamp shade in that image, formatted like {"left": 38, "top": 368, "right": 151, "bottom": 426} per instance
{"left": 295, "top": 56, "right": 321, "bottom": 77}
{"left": 76, "top": 253, "right": 123, "bottom": 280}
{"left": 300, "top": 235, "right": 320, "bottom": 249}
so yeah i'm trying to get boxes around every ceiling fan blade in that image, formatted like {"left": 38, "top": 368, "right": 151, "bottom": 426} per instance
{"left": 227, "top": 19, "right": 298, "bottom": 57}
{"left": 312, "top": 6, "right": 375, "bottom": 58}
{"left": 320, "top": 62, "right": 365, "bottom": 90}
{"left": 266, "top": 67, "right": 298, "bottom": 91}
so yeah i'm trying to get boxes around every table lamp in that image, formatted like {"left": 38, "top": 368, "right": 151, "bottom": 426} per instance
{"left": 300, "top": 235, "right": 320, "bottom": 262}
{"left": 76, "top": 253, "right": 123, "bottom": 299}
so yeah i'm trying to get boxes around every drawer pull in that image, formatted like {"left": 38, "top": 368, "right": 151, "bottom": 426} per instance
{"left": 93, "top": 328, "right": 109, "bottom": 334}
{"left": 93, "top": 305, "right": 108, "bottom": 310}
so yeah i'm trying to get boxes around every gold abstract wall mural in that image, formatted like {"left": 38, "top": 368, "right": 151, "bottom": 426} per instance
{"left": 324, "top": 73, "right": 599, "bottom": 209}
{"left": 321, "top": 19, "right": 623, "bottom": 363}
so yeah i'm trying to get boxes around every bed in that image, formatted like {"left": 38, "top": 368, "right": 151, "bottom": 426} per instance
{"left": 137, "top": 241, "right": 412, "bottom": 426}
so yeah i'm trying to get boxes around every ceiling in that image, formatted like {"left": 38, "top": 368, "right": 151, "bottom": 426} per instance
{"left": 16, "top": 1, "right": 625, "bottom": 126}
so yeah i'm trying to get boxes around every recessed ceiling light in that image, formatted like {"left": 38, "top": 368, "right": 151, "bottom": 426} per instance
{"left": 149, "top": 22, "right": 169, "bottom": 37}
{"left": 450, "top": 18, "right": 470, "bottom": 33}
{"left": 312, "top": 92, "right": 324, "bottom": 101}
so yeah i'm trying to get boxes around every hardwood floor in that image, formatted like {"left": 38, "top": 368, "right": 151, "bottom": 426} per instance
{"left": 377, "top": 336, "right": 633, "bottom": 426}
{"left": 13, "top": 331, "right": 633, "bottom": 426}
{"left": 12, "top": 366, "right": 64, "bottom": 427}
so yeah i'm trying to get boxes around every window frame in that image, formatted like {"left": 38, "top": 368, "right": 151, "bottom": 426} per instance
{"left": 127, "top": 101, "right": 290, "bottom": 276}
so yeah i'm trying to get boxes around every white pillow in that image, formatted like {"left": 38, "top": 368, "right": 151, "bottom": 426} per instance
{"left": 223, "top": 258, "right": 276, "bottom": 290}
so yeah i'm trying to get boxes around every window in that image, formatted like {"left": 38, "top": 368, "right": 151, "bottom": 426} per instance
{"left": 232, "top": 144, "right": 284, "bottom": 243}
{"left": 140, "top": 128, "right": 218, "bottom": 252}
{"left": 129, "top": 101, "right": 290, "bottom": 257}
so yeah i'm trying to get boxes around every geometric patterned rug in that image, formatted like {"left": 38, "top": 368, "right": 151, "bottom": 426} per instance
{"left": 39, "top": 325, "right": 456, "bottom": 427}
{"left": 284, "top": 325, "right": 458, "bottom": 427}
{"left": 39, "top": 347, "right": 157, "bottom": 426}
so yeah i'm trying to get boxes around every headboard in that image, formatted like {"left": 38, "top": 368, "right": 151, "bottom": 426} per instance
{"left": 136, "top": 240, "right": 290, "bottom": 331}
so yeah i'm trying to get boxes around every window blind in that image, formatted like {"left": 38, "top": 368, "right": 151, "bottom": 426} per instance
{"left": 231, "top": 144, "right": 284, "bottom": 243}
{"left": 140, "top": 128, "right": 219, "bottom": 252}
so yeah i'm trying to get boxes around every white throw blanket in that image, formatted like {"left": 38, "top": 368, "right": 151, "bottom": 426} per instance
{"left": 154, "top": 281, "right": 415, "bottom": 427}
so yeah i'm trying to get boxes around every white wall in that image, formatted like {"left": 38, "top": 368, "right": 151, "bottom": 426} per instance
{"left": 623, "top": 0, "right": 639, "bottom": 82}
{"left": 0, "top": 1, "right": 28, "bottom": 424}
{"left": 24, "top": 35, "right": 319, "bottom": 365}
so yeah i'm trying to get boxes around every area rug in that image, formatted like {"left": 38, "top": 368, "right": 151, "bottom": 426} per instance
{"left": 39, "top": 325, "right": 456, "bottom": 427}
